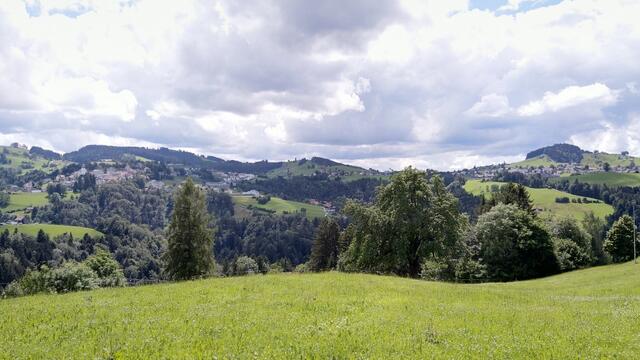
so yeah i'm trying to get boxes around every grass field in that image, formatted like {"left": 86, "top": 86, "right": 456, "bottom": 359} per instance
{"left": 0, "top": 223, "right": 102, "bottom": 238}
{"left": 551, "top": 172, "right": 640, "bottom": 187}
{"left": 580, "top": 152, "right": 638, "bottom": 168}
{"left": 509, "top": 154, "right": 557, "bottom": 168}
{"left": 1, "top": 192, "right": 49, "bottom": 213}
{"left": 464, "top": 179, "right": 613, "bottom": 220}
{"left": 232, "top": 195, "right": 325, "bottom": 218}
{"left": 265, "top": 159, "right": 377, "bottom": 181}
{"left": 1, "top": 263, "right": 639, "bottom": 358}
{"left": 0, "top": 146, "right": 67, "bottom": 173}
{"left": 508, "top": 152, "right": 640, "bottom": 170}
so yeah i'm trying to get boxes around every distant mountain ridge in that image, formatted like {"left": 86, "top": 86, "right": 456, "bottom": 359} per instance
{"left": 61, "top": 145, "right": 368, "bottom": 176}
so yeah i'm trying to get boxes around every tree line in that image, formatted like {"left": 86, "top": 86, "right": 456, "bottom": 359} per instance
{"left": 3, "top": 168, "right": 638, "bottom": 297}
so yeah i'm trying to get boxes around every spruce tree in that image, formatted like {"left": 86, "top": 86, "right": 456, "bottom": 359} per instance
{"left": 308, "top": 218, "right": 340, "bottom": 271}
{"left": 164, "top": 178, "right": 214, "bottom": 280}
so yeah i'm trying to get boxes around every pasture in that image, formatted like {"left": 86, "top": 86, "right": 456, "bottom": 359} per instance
{"left": 464, "top": 179, "right": 614, "bottom": 220}
{"left": 232, "top": 195, "right": 326, "bottom": 218}
{"left": 1, "top": 263, "right": 639, "bottom": 358}
{"left": 0, "top": 223, "right": 103, "bottom": 238}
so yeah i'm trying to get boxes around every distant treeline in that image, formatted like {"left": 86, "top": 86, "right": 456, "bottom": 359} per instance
{"left": 63, "top": 145, "right": 284, "bottom": 174}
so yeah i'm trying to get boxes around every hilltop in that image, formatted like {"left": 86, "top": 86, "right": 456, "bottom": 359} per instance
{"left": 0, "top": 144, "right": 68, "bottom": 174}
{"left": 62, "top": 145, "right": 379, "bottom": 179}
{"left": 513, "top": 143, "right": 639, "bottom": 170}
{"left": 1, "top": 263, "right": 639, "bottom": 358}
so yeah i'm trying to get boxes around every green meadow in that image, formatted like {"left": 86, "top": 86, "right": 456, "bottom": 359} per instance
{"left": 232, "top": 195, "right": 325, "bottom": 219}
{"left": 509, "top": 154, "right": 557, "bottom": 168}
{"left": 0, "top": 223, "right": 102, "bottom": 238}
{"left": 1, "top": 192, "right": 49, "bottom": 213}
{"left": 1, "top": 262, "right": 639, "bottom": 358}
{"left": 0, "top": 146, "right": 67, "bottom": 173}
{"left": 464, "top": 179, "right": 614, "bottom": 220}
{"left": 551, "top": 172, "right": 640, "bottom": 187}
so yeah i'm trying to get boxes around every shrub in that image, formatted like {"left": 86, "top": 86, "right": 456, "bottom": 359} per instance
{"left": 234, "top": 256, "right": 259, "bottom": 276}
{"left": 49, "top": 262, "right": 99, "bottom": 293}
{"left": 256, "top": 195, "right": 271, "bottom": 205}
{"left": 419, "top": 258, "right": 450, "bottom": 281}
{"left": 553, "top": 238, "right": 591, "bottom": 271}
{"left": 85, "top": 250, "right": 126, "bottom": 287}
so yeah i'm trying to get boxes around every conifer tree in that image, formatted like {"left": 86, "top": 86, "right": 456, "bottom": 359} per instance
{"left": 308, "top": 218, "right": 340, "bottom": 271}
{"left": 164, "top": 178, "right": 214, "bottom": 280}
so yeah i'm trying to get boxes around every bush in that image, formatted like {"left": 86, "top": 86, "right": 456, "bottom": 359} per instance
{"left": 234, "top": 256, "right": 259, "bottom": 276}
{"left": 294, "top": 263, "right": 309, "bottom": 273}
{"left": 256, "top": 195, "right": 271, "bottom": 205}
{"left": 3, "top": 250, "right": 128, "bottom": 297}
{"left": 553, "top": 238, "right": 591, "bottom": 271}
{"left": 84, "top": 250, "right": 126, "bottom": 287}
{"left": 49, "top": 262, "right": 99, "bottom": 293}
{"left": 419, "top": 258, "right": 450, "bottom": 281}
{"left": 7, "top": 263, "right": 99, "bottom": 297}
{"left": 555, "top": 197, "right": 570, "bottom": 203}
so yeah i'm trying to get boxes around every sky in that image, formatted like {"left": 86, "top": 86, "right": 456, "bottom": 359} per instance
{"left": 0, "top": 0, "right": 639, "bottom": 171}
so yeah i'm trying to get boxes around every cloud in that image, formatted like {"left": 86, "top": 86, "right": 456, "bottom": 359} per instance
{"left": 1, "top": 0, "right": 640, "bottom": 170}
{"left": 465, "top": 94, "right": 512, "bottom": 117}
{"left": 517, "top": 83, "right": 618, "bottom": 117}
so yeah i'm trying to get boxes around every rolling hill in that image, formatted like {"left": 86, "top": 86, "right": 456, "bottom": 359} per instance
{"left": 464, "top": 179, "right": 613, "bottom": 220}
{"left": 0, "top": 145, "right": 67, "bottom": 174}
{"left": 265, "top": 157, "right": 376, "bottom": 181}
{"left": 1, "top": 263, "right": 639, "bottom": 358}
{"left": 62, "top": 145, "right": 378, "bottom": 180}
{"left": 510, "top": 143, "right": 639, "bottom": 170}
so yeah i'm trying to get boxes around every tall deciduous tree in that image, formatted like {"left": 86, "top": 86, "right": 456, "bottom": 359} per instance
{"left": 339, "top": 167, "right": 465, "bottom": 277}
{"left": 604, "top": 215, "right": 637, "bottom": 263}
{"left": 308, "top": 218, "right": 340, "bottom": 271}
{"left": 164, "top": 178, "right": 214, "bottom": 280}
{"left": 476, "top": 203, "right": 558, "bottom": 281}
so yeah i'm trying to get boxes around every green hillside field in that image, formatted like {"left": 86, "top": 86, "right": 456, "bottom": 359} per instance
{"left": 0, "top": 223, "right": 102, "bottom": 238}
{"left": 550, "top": 172, "right": 640, "bottom": 187}
{"left": 265, "top": 159, "right": 384, "bottom": 182}
{"left": 1, "top": 192, "right": 49, "bottom": 213}
{"left": 580, "top": 152, "right": 638, "bottom": 168}
{"left": 509, "top": 152, "right": 640, "bottom": 170}
{"left": 464, "top": 179, "right": 613, "bottom": 220}
{"left": 1, "top": 263, "right": 639, "bottom": 358}
{"left": 508, "top": 154, "right": 557, "bottom": 168}
{"left": 232, "top": 195, "right": 326, "bottom": 218}
{"left": 0, "top": 146, "right": 67, "bottom": 173}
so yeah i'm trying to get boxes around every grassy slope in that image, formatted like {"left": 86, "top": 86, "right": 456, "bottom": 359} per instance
{"left": 551, "top": 172, "right": 640, "bottom": 187}
{"left": 508, "top": 154, "right": 557, "bottom": 168}
{"left": 2, "top": 192, "right": 49, "bottom": 212}
{"left": 580, "top": 152, "right": 638, "bottom": 168}
{"left": 0, "top": 223, "right": 102, "bottom": 238}
{"left": 232, "top": 195, "right": 325, "bottom": 218}
{"left": 2, "top": 263, "right": 640, "bottom": 358}
{"left": 509, "top": 152, "right": 639, "bottom": 170}
{"left": 266, "top": 160, "right": 377, "bottom": 182}
{"left": 0, "top": 146, "right": 67, "bottom": 173}
{"left": 464, "top": 179, "right": 613, "bottom": 220}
